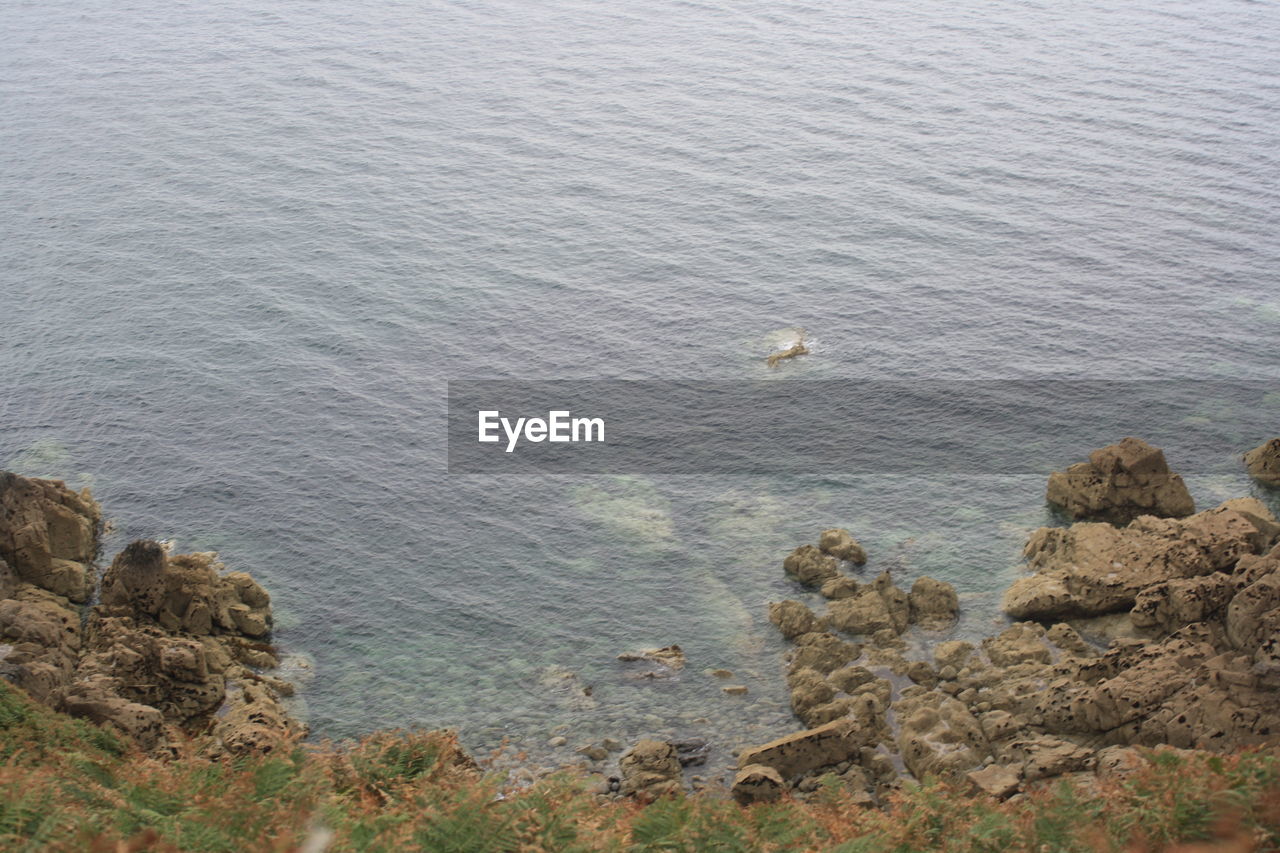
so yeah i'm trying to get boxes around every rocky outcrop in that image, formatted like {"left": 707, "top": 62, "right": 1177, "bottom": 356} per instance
{"left": 783, "top": 545, "right": 839, "bottom": 587}
{"left": 100, "top": 544, "right": 272, "bottom": 638}
{"left": 0, "top": 472, "right": 100, "bottom": 602}
{"left": 1046, "top": 437, "right": 1194, "bottom": 524}
{"left": 619, "top": 740, "right": 682, "bottom": 799}
{"left": 894, "top": 689, "right": 989, "bottom": 782}
{"left": 818, "top": 529, "right": 867, "bottom": 564}
{"left": 0, "top": 472, "right": 299, "bottom": 758}
{"left": 1004, "top": 499, "right": 1277, "bottom": 620}
{"left": 1245, "top": 438, "right": 1280, "bottom": 487}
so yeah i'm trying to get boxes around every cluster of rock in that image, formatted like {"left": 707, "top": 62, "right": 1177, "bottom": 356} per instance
{"left": 720, "top": 439, "right": 1280, "bottom": 805}
{"left": 0, "top": 472, "right": 300, "bottom": 756}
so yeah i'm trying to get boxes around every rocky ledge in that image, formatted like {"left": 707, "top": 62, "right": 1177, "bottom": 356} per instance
{"left": 0, "top": 471, "right": 301, "bottom": 757}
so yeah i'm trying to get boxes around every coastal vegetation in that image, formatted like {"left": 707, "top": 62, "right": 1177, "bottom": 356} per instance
{"left": 1, "top": 678, "right": 1277, "bottom": 851}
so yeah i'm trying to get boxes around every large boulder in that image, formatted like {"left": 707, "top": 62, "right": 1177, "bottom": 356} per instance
{"left": 768, "top": 600, "right": 821, "bottom": 639}
{"left": 1046, "top": 437, "right": 1194, "bottom": 524}
{"left": 0, "top": 472, "right": 100, "bottom": 602}
{"left": 737, "top": 717, "right": 869, "bottom": 780}
{"left": 1004, "top": 500, "right": 1277, "bottom": 620}
{"left": 894, "top": 690, "right": 990, "bottom": 782}
{"left": 908, "top": 577, "right": 959, "bottom": 627}
{"left": 818, "top": 529, "right": 867, "bottom": 564}
{"left": 1244, "top": 438, "right": 1280, "bottom": 488}
{"left": 783, "top": 545, "right": 838, "bottom": 587}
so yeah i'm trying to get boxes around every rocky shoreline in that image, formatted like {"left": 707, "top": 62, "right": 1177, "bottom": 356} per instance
{"left": 2, "top": 435, "right": 1279, "bottom": 808}
{"left": 0, "top": 472, "right": 300, "bottom": 759}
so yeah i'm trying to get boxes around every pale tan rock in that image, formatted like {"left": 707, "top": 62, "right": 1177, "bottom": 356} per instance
{"left": 982, "top": 623, "right": 1052, "bottom": 667}
{"left": 828, "top": 589, "right": 896, "bottom": 636}
{"left": 967, "top": 764, "right": 1020, "bottom": 799}
{"left": 732, "top": 764, "right": 785, "bottom": 803}
{"left": 737, "top": 717, "right": 869, "bottom": 779}
{"left": 820, "top": 576, "right": 861, "bottom": 600}
{"left": 1244, "top": 438, "right": 1280, "bottom": 488}
{"left": 789, "top": 632, "right": 860, "bottom": 675}
{"left": 934, "top": 640, "right": 975, "bottom": 671}
{"left": 894, "top": 690, "right": 990, "bottom": 782}
{"left": 1006, "top": 501, "right": 1273, "bottom": 620}
{"left": 818, "top": 529, "right": 867, "bottom": 564}
{"left": 0, "top": 472, "right": 100, "bottom": 602}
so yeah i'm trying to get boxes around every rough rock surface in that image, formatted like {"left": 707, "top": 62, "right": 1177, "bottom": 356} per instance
{"left": 1005, "top": 499, "right": 1278, "bottom": 620}
{"left": 783, "top": 545, "right": 839, "bottom": 587}
{"left": 818, "top": 529, "right": 867, "bottom": 564}
{"left": 0, "top": 472, "right": 299, "bottom": 758}
{"left": 0, "top": 471, "right": 100, "bottom": 602}
{"left": 1046, "top": 437, "right": 1195, "bottom": 524}
{"left": 619, "top": 740, "right": 682, "bottom": 799}
{"left": 1245, "top": 438, "right": 1280, "bottom": 487}
{"left": 908, "top": 577, "right": 959, "bottom": 627}
{"left": 737, "top": 718, "right": 869, "bottom": 780}
{"left": 732, "top": 764, "right": 785, "bottom": 804}
{"left": 768, "top": 600, "right": 821, "bottom": 639}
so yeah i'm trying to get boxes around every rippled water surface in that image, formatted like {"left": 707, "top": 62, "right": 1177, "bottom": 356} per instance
{"left": 3, "top": 0, "right": 1279, "bottom": 767}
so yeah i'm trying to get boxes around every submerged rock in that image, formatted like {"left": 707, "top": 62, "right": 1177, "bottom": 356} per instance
{"left": 616, "top": 644, "right": 686, "bottom": 670}
{"left": 1046, "top": 437, "right": 1194, "bottom": 524}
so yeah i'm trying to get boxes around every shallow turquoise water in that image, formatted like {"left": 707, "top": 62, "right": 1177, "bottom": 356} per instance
{"left": 2, "top": 0, "right": 1279, "bottom": 765}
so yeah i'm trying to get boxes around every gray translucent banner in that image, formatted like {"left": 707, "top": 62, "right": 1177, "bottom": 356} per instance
{"left": 447, "top": 381, "right": 1280, "bottom": 474}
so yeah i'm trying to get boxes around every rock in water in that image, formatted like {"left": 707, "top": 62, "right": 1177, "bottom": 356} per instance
{"left": 783, "top": 545, "right": 838, "bottom": 587}
{"left": 908, "top": 577, "right": 959, "bottom": 627}
{"left": 616, "top": 644, "right": 685, "bottom": 670}
{"left": 768, "top": 600, "right": 820, "bottom": 639}
{"left": 619, "top": 740, "right": 682, "bottom": 799}
{"left": 1244, "top": 438, "right": 1280, "bottom": 487}
{"left": 1046, "top": 437, "right": 1195, "bottom": 524}
{"left": 736, "top": 717, "right": 869, "bottom": 780}
{"left": 818, "top": 528, "right": 867, "bottom": 564}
